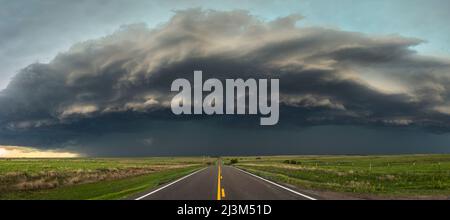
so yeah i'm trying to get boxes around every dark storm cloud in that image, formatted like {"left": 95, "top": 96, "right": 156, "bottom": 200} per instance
{"left": 2, "top": 9, "right": 450, "bottom": 155}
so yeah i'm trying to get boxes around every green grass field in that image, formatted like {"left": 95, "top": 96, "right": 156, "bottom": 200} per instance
{"left": 226, "top": 155, "right": 450, "bottom": 198}
{"left": 2, "top": 155, "right": 450, "bottom": 199}
{"left": 0, "top": 157, "right": 213, "bottom": 200}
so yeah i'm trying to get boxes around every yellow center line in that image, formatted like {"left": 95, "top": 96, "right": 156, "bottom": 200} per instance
{"left": 217, "top": 163, "right": 222, "bottom": 200}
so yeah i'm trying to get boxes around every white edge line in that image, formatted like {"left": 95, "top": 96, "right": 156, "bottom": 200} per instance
{"left": 232, "top": 166, "right": 317, "bottom": 200}
{"left": 135, "top": 167, "right": 208, "bottom": 200}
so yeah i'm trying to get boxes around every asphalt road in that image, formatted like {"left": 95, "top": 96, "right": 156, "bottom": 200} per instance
{"left": 134, "top": 163, "right": 316, "bottom": 200}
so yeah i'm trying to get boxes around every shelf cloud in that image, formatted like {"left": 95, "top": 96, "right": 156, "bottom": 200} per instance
{"left": 1, "top": 9, "right": 450, "bottom": 156}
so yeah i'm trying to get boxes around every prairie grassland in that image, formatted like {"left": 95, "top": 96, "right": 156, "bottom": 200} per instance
{"left": 0, "top": 157, "right": 213, "bottom": 199}
{"left": 227, "top": 155, "right": 450, "bottom": 198}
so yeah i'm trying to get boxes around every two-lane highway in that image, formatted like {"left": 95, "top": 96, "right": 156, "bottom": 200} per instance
{"left": 134, "top": 163, "right": 316, "bottom": 200}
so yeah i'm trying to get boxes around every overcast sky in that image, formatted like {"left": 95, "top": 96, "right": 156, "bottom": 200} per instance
{"left": 2, "top": 0, "right": 450, "bottom": 89}
{"left": 1, "top": 0, "right": 450, "bottom": 156}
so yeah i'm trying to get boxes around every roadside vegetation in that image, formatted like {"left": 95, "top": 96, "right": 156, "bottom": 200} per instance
{"left": 228, "top": 155, "right": 450, "bottom": 199}
{"left": 225, "top": 158, "right": 239, "bottom": 165}
{"left": 0, "top": 157, "right": 212, "bottom": 199}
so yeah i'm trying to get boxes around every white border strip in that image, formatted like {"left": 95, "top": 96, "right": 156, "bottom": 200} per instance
{"left": 135, "top": 167, "right": 208, "bottom": 200}
{"left": 232, "top": 166, "right": 317, "bottom": 200}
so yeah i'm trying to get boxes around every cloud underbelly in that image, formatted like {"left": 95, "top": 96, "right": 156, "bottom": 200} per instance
{"left": 1, "top": 9, "right": 450, "bottom": 155}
